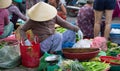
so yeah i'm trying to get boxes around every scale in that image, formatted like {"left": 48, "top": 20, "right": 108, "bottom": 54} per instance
{"left": 45, "top": 55, "right": 60, "bottom": 71}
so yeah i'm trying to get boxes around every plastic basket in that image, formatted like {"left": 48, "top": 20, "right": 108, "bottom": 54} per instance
{"left": 109, "top": 65, "right": 120, "bottom": 71}
{"left": 111, "top": 24, "right": 120, "bottom": 29}
{"left": 63, "top": 48, "right": 100, "bottom": 61}
{"left": 117, "top": 54, "right": 120, "bottom": 59}
{"left": 100, "top": 56, "right": 120, "bottom": 65}
{"left": 20, "top": 42, "right": 42, "bottom": 68}
{"left": 110, "top": 24, "right": 120, "bottom": 44}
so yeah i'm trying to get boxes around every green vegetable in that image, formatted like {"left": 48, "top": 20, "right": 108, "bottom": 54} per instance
{"left": 81, "top": 61, "right": 110, "bottom": 71}
{"left": 0, "top": 41, "right": 7, "bottom": 49}
{"left": 55, "top": 27, "right": 67, "bottom": 33}
{"left": 70, "top": 61, "right": 85, "bottom": 71}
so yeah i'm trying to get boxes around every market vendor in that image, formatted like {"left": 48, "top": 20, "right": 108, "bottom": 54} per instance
{"left": 19, "top": 2, "right": 81, "bottom": 54}
{"left": 0, "top": 0, "right": 14, "bottom": 39}
{"left": 7, "top": 0, "right": 28, "bottom": 30}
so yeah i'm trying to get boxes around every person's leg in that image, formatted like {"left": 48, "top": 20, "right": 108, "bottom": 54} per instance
{"left": 62, "top": 30, "right": 76, "bottom": 48}
{"left": 0, "top": 22, "right": 14, "bottom": 39}
{"left": 50, "top": 33, "right": 63, "bottom": 52}
{"left": 94, "top": 10, "right": 103, "bottom": 37}
{"left": 62, "top": 30, "right": 76, "bottom": 43}
{"left": 40, "top": 33, "right": 63, "bottom": 53}
{"left": 104, "top": 10, "right": 114, "bottom": 39}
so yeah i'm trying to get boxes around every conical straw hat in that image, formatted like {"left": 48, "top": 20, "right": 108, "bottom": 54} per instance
{"left": 0, "top": 0, "right": 12, "bottom": 8}
{"left": 27, "top": 2, "right": 57, "bottom": 22}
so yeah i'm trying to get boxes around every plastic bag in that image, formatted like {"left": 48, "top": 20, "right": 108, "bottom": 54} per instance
{"left": 72, "top": 39, "right": 92, "bottom": 48}
{"left": 91, "top": 37, "right": 107, "bottom": 51}
{"left": 0, "top": 45, "right": 20, "bottom": 68}
{"left": 38, "top": 52, "right": 51, "bottom": 71}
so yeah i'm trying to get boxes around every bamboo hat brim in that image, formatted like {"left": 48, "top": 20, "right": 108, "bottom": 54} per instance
{"left": 0, "top": 0, "right": 12, "bottom": 8}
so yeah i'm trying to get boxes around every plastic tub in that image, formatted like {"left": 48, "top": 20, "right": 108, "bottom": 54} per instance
{"left": 109, "top": 65, "right": 120, "bottom": 71}
{"left": 117, "top": 54, "right": 120, "bottom": 59}
{"left": 110, "top": 23, "right": 120, "bottom": 44}
{"left": 100, "top": 56, "right": 120, "bottom": 65}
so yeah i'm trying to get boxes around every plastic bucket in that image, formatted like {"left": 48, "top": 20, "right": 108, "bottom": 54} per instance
{"left": 20, "top": 42, "right": 42, "bottom": 68}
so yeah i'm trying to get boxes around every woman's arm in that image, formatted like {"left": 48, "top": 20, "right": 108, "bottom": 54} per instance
{"left": 56, "top": 15, "right": 79, "bottom": 32}
{"left": 11, "top": 5, "right": 28, "bottom": 21}
{"left": 60, "top": 4, "right": 67, "bottom": 15}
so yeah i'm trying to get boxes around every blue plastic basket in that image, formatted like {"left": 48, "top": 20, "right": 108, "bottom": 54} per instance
{"left": 111, "top": 24, "right": 120, "bottom": 29}
{"left": 110, "top": 24, "right": 120, "bottom": 44}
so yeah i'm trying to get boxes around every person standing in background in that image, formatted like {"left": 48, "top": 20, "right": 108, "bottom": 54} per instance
{"left": 77, "top": 0, "right": 94, "bottom": 39}
{"left": 112, "top": 0, "right": 120, "bottom": 19}
{"left": 26, "top": 0, "right": 40, "bottom": 9}
{"left": 48, "top": 0, "right": 67, "bottom": 20}
{"left": 93, "top": 0, "right": 116, "bottom": 40}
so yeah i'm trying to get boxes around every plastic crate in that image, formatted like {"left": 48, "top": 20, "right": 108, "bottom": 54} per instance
{"left": 111, "top": 24, "right": 120, "bottom": 29}
{"left": 110, "top": 24, "right": 120, "bottom": 44}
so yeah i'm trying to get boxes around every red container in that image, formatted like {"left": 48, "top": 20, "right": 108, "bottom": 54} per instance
{"left": 100, "top": 56, "right": 120, "bottom": 65}
{"left": 117, "top": 54, "right": 120, "bottom": 59}
{"left": 63, "top": 48, "right": 100, "bottom": 61}
{"left": 20, "top": 42, "right": 42, "bottom": 68}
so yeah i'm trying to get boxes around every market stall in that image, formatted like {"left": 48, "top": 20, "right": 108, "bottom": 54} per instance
{"left": 0, "top": 24, "right": 120, "bottom": 71}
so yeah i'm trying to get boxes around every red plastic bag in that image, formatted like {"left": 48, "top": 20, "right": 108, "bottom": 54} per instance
{"left": 20, "top": 42, "right": 42, "bottom": 68}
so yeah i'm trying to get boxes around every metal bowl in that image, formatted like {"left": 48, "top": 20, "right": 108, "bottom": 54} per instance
{"left": 45, "top": 55, "right": 60, "bottom": 64}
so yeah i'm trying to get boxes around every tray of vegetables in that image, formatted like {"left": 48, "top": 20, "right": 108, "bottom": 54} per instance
{"left": 81, "top": 61, "right": 110, "bottom": 71}
{"left": 100, "top": 56, "right": 120, "bottom": 65}
{"left": 59, "top": 60, "right": 110, "bottom": 71}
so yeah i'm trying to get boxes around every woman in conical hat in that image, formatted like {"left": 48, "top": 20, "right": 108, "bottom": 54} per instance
{"left": 0, "top": 0, "right": 14, "bottom": 39}
{"left": 19, "top": 2, "right": 81, "bottom": 54}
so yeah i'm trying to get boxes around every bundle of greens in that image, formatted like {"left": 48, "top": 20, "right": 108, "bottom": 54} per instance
{"left": 0, "top": 41, "right": 7, "bottom": 49}
{"left": 81, "top": 61, "right": 110, "bottom": 71}
{"left": 60, "top": 60, "right": 85, "bottom": 71}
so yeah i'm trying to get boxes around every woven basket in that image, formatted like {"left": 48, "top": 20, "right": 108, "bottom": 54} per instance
{"left": 62, "top": 48, "right": 100, "bottom": 61}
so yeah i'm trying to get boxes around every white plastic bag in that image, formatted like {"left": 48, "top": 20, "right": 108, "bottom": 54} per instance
{"left": 72, "top": 39, "right": 92, "bottom": 48}
{"left": 0, "top": 45, "right": 20, "bottom": 68}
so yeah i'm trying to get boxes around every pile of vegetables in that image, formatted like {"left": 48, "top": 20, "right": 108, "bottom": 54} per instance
{"left": 0, "top": 41, "right": 6, "bottom": 49}
{"left": 59, "top": 59, "right": 110, "bottom": 71}
{"left": 60, "top": 60, "right": 85, "bottom": 71}
{"left": 81, "top": 61, "right": 110, "bottom": 71}
{"left": 106, "top": 41, "right": 120, "bottom": 56}
{"left": 55, "top": 27, "right": 67, "bottom": 33}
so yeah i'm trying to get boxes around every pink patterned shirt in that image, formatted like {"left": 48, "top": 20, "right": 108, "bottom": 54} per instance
{"left": 0, "top": 9, "right": 9, "bottom": 35}
{"left": 77, "top": 5, "right": 94, "bottom": 38}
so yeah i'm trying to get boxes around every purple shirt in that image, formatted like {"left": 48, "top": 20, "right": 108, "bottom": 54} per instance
{"left": 8, "top": 5, "right": 27, "bottom": 21}
{"left": 0, "top": 9, "right": 9, "bottom": 35}
{"left": 77, "top": 5, "right": 94, "bottom": 38}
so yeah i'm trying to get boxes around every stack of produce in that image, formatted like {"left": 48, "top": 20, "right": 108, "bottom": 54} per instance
{"left": 59, "top": 59, "right": 110, "bottom": 71}
{"left": 106, "top": 41, "right": 120, "bottom": 56}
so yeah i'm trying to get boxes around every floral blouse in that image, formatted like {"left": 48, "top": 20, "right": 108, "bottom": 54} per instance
{"left": 77, "top": 5, "right": 94, "bottom": 38}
